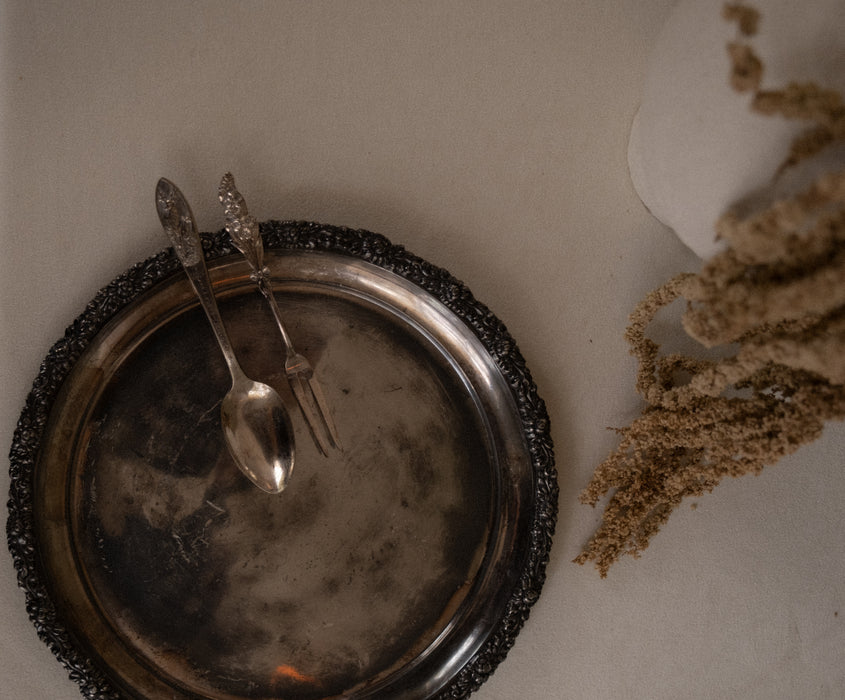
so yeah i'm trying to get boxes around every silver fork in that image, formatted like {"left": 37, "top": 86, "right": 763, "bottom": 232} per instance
{"left": 218, "top": 172, "right": 341, "bottom": 456}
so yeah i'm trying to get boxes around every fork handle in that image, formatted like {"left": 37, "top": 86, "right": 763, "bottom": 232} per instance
{"left": 254, "top": 270, "right": 296, "bottom": 355}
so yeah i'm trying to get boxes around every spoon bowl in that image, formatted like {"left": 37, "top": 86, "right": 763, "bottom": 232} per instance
{"left": 221, "top": 376, "right": 295, "bottom": 493}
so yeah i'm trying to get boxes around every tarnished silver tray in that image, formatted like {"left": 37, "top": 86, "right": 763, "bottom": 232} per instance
{"left": 7, "top": 221, "right": 557, "bottom": 699}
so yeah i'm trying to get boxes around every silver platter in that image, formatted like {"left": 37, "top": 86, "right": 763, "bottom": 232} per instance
{"left": 8, "top": 221, "right": 557, "bottom": 699}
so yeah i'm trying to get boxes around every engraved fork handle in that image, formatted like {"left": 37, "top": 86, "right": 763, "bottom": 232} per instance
{"left": 218, "top": 173, "right": 297, "bottom": 353}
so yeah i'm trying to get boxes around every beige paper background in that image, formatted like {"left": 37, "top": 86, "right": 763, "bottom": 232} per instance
{"left": 1, "top": 2, "right": 843, "bottom": 698}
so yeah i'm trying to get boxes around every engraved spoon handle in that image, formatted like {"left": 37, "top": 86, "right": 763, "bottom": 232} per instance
{"left": 155, "top": 178, "right": 244, "bottom": 381}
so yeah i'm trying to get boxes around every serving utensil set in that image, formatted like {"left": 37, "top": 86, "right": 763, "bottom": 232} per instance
{"left": 156, "top": 174, "right": 340, "bottom": 492}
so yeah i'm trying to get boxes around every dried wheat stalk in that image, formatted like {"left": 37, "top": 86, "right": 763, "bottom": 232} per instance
{"left": 575, "top": 4, "right": 845, "bottom": 577}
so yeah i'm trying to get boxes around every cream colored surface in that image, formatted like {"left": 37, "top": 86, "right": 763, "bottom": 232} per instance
{"left": 1, "top": 2, "right": 843, "bottom": 699}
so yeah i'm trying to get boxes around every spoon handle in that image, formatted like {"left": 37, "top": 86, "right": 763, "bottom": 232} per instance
{"left": 155, "top": 178, "right": 243, "bottom": 380}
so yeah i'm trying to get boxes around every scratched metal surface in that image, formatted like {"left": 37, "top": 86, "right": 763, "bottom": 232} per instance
{"left": 30, "top": 249, "right": 536, "bottom": 699}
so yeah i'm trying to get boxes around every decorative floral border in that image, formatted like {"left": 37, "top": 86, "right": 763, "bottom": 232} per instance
{"left": 6, "top": 221, "right": 558, "bottom": 699}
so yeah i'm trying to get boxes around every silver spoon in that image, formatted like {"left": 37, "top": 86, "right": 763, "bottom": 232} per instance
{"left": 155, "top": 177, "right": 294, "bottom": 493}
